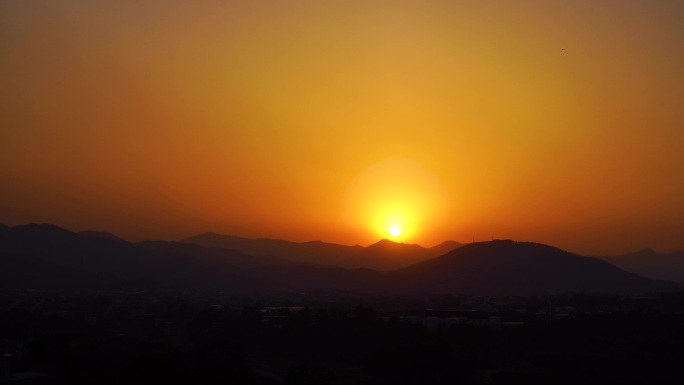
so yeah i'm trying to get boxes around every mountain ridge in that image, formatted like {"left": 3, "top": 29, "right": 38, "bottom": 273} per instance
{"left": 597, "top": 248, "right": 684, "bottom": 282}
{"left": 390, "top": 240, "right": 676, "bottom": 295}
{"left": 181, "top": 232, "right": 462, "bottom": 270}
{"left": 0, "top": 223, "right": 679, "bottom": 295}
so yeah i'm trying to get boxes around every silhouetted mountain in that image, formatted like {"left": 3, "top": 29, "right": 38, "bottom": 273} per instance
{"left": 429, "top": 240, "right": 464, "bottom": 257}
{"left": 138, "top": 240, "right": 282, "bottom": 268}
{"left": 356, "top": 239, "right": 433, "bottom": 270}
{"left": 222, "top": 241, "right": 677, "bottom": 295}
{"left": 78, "top": 230, "right": 126, "bottom": 242}
{"left": 182, "top": 232, "right": 366, "bottom": 268}
{"left": 391, "top": 240, "right": 677, "bottom": 295}
{"left": 181, "top": 233, "right": 462, "bottom": 270}
{"left": 0, "top": 224, "right": 250, "bottom": 291}
{"left": 598, "top": 248, "right": 684, "bottom": 282}
{"left": 0, "top": 223, "right": 137, "bottom": 273}
{"left": 1, "top": 224, "right": 677, "bottom": 295}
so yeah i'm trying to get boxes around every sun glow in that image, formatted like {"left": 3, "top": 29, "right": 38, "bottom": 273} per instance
{"left": 343, "top": 158, "right": 451, "bottom": 243}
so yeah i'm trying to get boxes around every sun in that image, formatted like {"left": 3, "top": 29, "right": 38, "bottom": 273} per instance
{"left": 343, "top": 157, "right": 451, "bottom": 243}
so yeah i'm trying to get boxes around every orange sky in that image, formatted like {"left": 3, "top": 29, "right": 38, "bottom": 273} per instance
{"left": 1, "top": 1, "right": 683, "bottom": 255}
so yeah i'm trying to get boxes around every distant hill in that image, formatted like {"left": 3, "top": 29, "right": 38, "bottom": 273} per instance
{"left": 137, "top": 240, "right": 282, "bottom": 268}
{"left": 198, "top": 240, "right": 678, "bottom": 295}
{"left": 181, "top": 233, "right": 462, "bottom": 270}
{"left": 0, "top": 224, "right": 676, "bottom": 295}
{"left": 598, "top": 248, "right": 684, "bottom": 282}
{"left": 356, "top": 239, "right": 434, "bottom": 270}
{"left": 0, "top": 224, "right": 255, "bottom": 290}
{"left": 390, "top": 240, "right": 677, "bottom": 295}
{"left": 78, "top": 230, "right": 126, "bottom": 242}
{"left": 0, "top": 223, "right": 144, "bottom": 273}
{"left": 181, "top": 232, "right": 365, "bottom": 267}
{"left": 429, "top": 240, "right": 465, "bottom": 258}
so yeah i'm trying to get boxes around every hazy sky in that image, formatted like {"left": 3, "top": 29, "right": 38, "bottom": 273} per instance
{"left": 2, "top": 0, "right": 683, "bottom": 254}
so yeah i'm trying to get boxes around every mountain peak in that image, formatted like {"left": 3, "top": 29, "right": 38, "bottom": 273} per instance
{"left": 13, "top": 223, "right": 73, "bottom": 235}
{"left": 395, "top": 239, "right": 675, "bottom": 295}
{"left": 367, "top": 239, "right": 422, "bottom": 248}
{"left": 370, "top": 238, "right": 398, "bottom": 246}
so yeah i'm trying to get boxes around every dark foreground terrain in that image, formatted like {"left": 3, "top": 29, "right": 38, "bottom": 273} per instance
{"left": 3, "top": 224, "right": 684, "bottom": 383}
{"left": 2, "top": 290, "right": 684, "bottom": 385}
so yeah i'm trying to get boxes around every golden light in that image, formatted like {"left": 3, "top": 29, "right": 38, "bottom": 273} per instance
{"left": 343, "top": 157, "right": 451, "bottom": 243}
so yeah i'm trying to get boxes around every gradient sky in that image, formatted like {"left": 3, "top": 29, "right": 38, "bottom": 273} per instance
{"left": 2, "top": 0, "right": 683, "bottom": 254}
